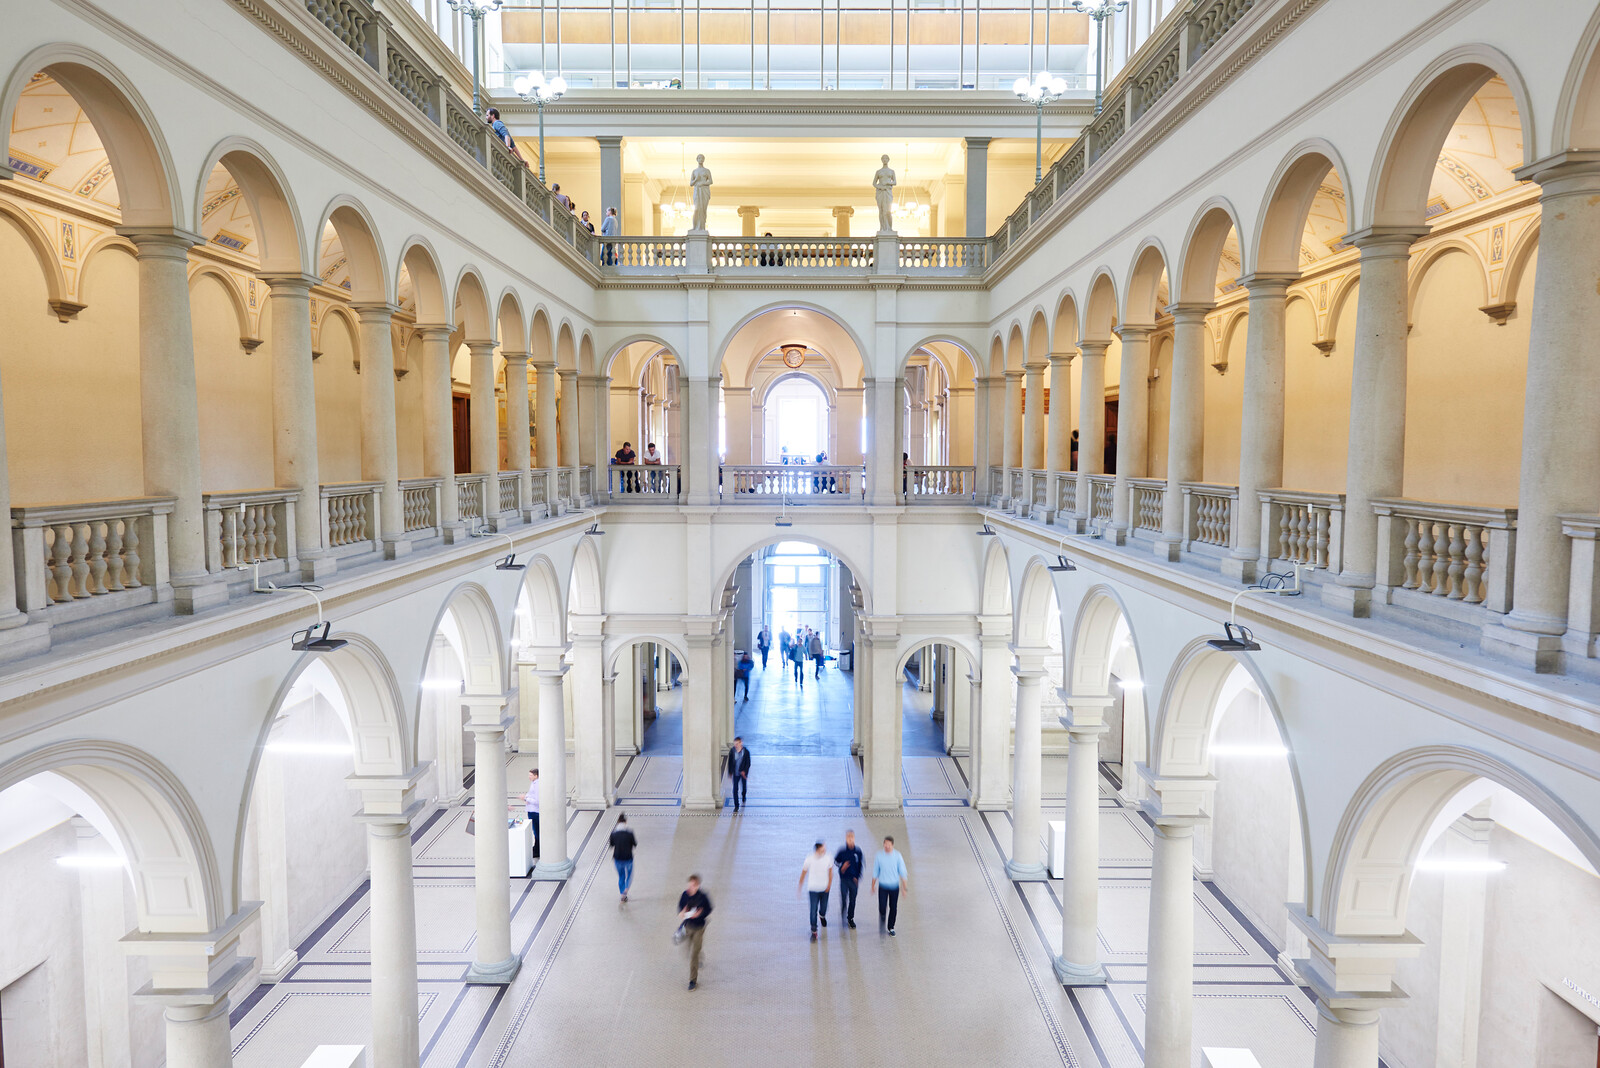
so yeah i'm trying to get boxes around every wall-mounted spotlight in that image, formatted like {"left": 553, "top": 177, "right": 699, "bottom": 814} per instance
{"left": 470, "top": 526, "right": 526, "bottom": 570}
{"left": 1206, "top": 621, "right": 1260, "bottom": 652}
{"left": 255, "top": 576, "right": 348, "bottom": 653}
{"left": 1048, "top": 555, "right": 1077, "bottom": 572}
{"left": 977, "top": 524, "right": 998, "bottom": 536}
{"left": 584, "top": 522, "right": 605, "bottom": 537}
{"left": 774, "top": 494, "right": 794, "bottom": 528}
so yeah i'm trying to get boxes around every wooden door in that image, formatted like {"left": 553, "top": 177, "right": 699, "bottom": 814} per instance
{"left": 452, "top": 395, "right": 471, "bottom": 473}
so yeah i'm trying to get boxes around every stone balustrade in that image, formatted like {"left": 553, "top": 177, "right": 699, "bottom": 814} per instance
{"left": 203, "top": 489, "right": 299, "bottom": 576}
{"left": 1129, "top": 478, "right": 1165, "bottom": 537}
{"left": 557, "top": 469, "right": 576, "bottom": 503}
{"left": 399, "top": 476, "right": 444, "bottom": 535}
{"left": 898, "top": 239, "right": 988, "bottom": 272}
{"left": 1373, "top": 498, "right": 1518, "bottom": 617}
{"left": 712, "top": 238, "right": 876, "bottom": 269}
{"left": 1259, "top": 489, "right": 1345, "bottom": 574}
{"left": 1179, "top": 482, "right": 1237, "bottom": 554}
{"left": 12, "top": 497, "right": 173, "bottom": 616}
{"left": 602, "top": 238, "right": 687, "bottom": 272}
{"left": 529, "top": 470, "right": 551, "bottom": 515}
{"left": 320, "top": 481, "right": 383, "bottom": 554}
{"left": 720, "top": 465, "right": 865, "bottom": 501}
{"left": 608, "top": 464, "right": 682, "bottom": 501}
{"left": 497, "top": 474, "right": 522, "bottom": 518}
{"left": 904, "top": 466, "right": 977, "bottom": 501}
{"left": 1088, "top": 475, "right": 1115, "bottom": 525}
{"left": 456, "top": 474, "right": 488, "bottom": 525}
{"left": 1008, "top": 469, "right": 1026, "bottom": 504}
{"left": 1029, "top": 471, "right": 1051, "bottom": 515}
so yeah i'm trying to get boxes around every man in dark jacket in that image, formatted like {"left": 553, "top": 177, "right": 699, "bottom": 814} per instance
{"left": 834, "top": 830, "right": 865, "bottom": 928}
{"left": 609, "top": 814, "right": 637, "bottom": 903}
{"left": 726, "top": 736, "right": 751, "bottom": 811}
{"left": 678, "top": 874, "right": 713, "bottom": 989}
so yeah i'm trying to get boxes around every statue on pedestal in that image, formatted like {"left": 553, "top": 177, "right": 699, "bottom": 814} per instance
{"left": 690, "top": 154, "right": 713, "bottom": 233}
{"left": 874, "top": 154, "right": 897, "bottom": 235}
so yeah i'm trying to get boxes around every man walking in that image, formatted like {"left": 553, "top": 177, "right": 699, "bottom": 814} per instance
{"left": 609, "top": 813, "right": 637, "bottom": 903}
{"left": 834, "top": 830, "right": 864, "bottom": 929}
{"left": 525, "top": 768, "right": 540, "bottom": 860}
{"left": 677, "top": 875, "right": 713, "bottom": 990}
{"left": 757, "top": 625, "right": 772, "bottom": 669}
{"left": 808, "top": 628, "right": 825, "bottom": 678}
{"left": 798, "top": 841, "right": 834, "bottom": 941}
{"left": 871, "top": 836, "right": 909, "bottom": 935}
{"left": 734, "top": 649, "right": 754, "bottom": 701}
{"left": 779, "top": 627, "right": 792, "bottom": 665}
{"left": 790, "top": 635, "right": 806, "bottom": 688}
{"left": 726, "top": 736, "right": 751, "bottom": 811}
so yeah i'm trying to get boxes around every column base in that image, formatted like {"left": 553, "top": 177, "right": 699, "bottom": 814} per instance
{"left": 1480, "top": 621, "right": 1565, "bottom": 674}
{"left": 572, "top": 797, "right": 609, "bottom": 812}
{"left": 442, "top": 521, "right": 469, "bottom": 545}
{"left": 0, "top": 619, "right": 51, "bottom": 660}
{"left": 971, "top": 795, "right": 1009, "bottom": 812}
{"left": 1106, "top": 524, "right": 1130, "bottom": 546}
{"left": 1039, "top": 508, "right": 1058, "bottom": 526}
{"left": 1321, "top": 580, "right": 1372, "bottom": 618}
{"left": 949, "top": 744, "right": 971, "bottom": 757}
{"left": 1059, "top": 514, "right": 1087, "bottom": 534}
{"left": 1152, "top": 536, "right": 1182, "bottom": 563}
{"left": 1220, "top": 552, "right": 1259, "bottom": 583}
{"left": 172, "top": 575, "right": 229, "bottom": 615}
{"left": 382, "top": 535, "right": 412, "bottom": 560}
{"left": 464, "top": 955, "right": 522, "bottom": 985}
{"left": 529, "top": 858, "right": 575, "bottom": 881}
{"left": 1005, "top": 859, "right": 1050, "bottom": 882}
{"left": 682, "top": 799, "right": 722, "bottom": 813}
{"left": 1053, "top": 956, "right": 1109, "bottom": 987}
{"left": 296, "top": 552, "right": 337, "bottom": 584}
{"left": 614, "top": 745, "right": 641, "bottom": 756}
{"left": 861, "top": 799, "right": 903, "bottom": 813}
{"left": 258, "top": 950, "right": 299, "bottom": 984}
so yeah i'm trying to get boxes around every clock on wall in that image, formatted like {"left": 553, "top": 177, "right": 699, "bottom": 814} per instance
{"left": 781, "top": 344, "right": 806, "bottom": 369}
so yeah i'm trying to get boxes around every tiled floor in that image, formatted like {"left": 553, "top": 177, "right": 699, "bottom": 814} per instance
{"left": 232, "top": 749, "right": 1320, "bottom": 1067}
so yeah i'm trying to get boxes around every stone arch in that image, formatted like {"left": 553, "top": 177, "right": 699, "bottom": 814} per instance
{"left": 1253, "top": 139, "right": 1357, "bottom": 276}
{"left": 0, "top": 197, "right": 71, "bottom": 309}
{"left": 1555, "top": 4, "right": 1600, "bottom": 152}
{"left": 514, "top": 554, "right": 568, "bottom": 653}
{"left": 392, "top": 236, "right": 446, "bottom": 326}
{"left": 427, "top": 582, "right": 507, "bottom": 697}
{"left": 1123, "top": 239, "right": 1170, "bottom": 326}
{"left": 2, "top": 45, "right": 182, "bottom": 228}
{"left": 1406, "top": 238, "right": 1491, "bottom": 310}
{"left": 604, "top": 334, "right": 681, "bottom": 377}
{"left": 1014, "top": 557, "right": 1063, "bottom": 650}
{"left": 187, "top": 263, "right": 253, "bottom": 346}
{"left": 1083, "top": 267, "right": 1119, "bottom": 341}
{"left": 1149, "top": 639, "right": 1299, "bottom": 780}
{"left": 530, "top": 306, "right": 555, "bottom": 364}
{"left": 1321, "top": 270, "right": 1362, "bottom": 354}
{"left": 453, "top": 265, "right": 493, "bottom": 341}
{"left": 496, "top": 289, "right": 527, "bottom": 353}
{"left": 261, "top": 635, "right": 410, "bottom": 782}
{"left": 194, "top": 137, "right": 308, "bottom": 275}
{"left": 754, "top": 369, "right": 837, "bottom": 409}
{"left": 1026, "top": 308, "right": 1051, "bottom": 364}
{"left": 318, "top": 196, "right": 389, "bottom": 305}
{"left": 1065, "top": 585, "right": 1145, "bottom": 698}
{"left": 890, "top": 634, "right": 982, "bottom": 675}
{"left": 605, "top": 632, "right": 690, "bottom": 675}
{"left": 578, "top": 331, "right": 596, "bottom": 375}
{"left": 1365, "top": 46, "right": 1536, "bottom": 229}
{"left": 1177, "top": 197, "right": 1245, "bottom": 305}
{"left": 1321, "top": 746, "right": 1600, "bottom": 936}
{"left": 980, "top": 538, "right": 1012, "bottom": 616}
{"left": 898, "top": 335, "right": 980, "bottom": 380}
{"left": 1005, "top": 322, "right": 1025, "bottom": 373}
{"left": 556, "top": 321, "right": 577, "bottom": 370}
{"left": 316, "top": 302, "right": 361, "bottom": 362}
{"left": 0, "top": 741, "right": 222, "bottom": 932}
{"left": 1052, "top": 290, "right": 1080, "bottom": 351}
{"left": 711, "top": 301, "right": 871, "bottom": 381}
{"left": 987, "top": 333, "right": 1005, "bottom": 376}
{"left": 569, "top": 535, "right": 604, "bottom": 616}
{"left": 713, "top": 533, "right": 872, "bottom": 616}
{"left": 1495, "top": 218, "right": 1539, "bottom": 307}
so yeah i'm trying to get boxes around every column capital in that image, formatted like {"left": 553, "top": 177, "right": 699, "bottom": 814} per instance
{"left": 964, "top": 136, "right": 993, "bottom": 149}
{"left": 347, "top": 764, "right": 430, "bottom": 821}
{"left": 1162, "top": 301, "right": 1215, "bottom": 323}
{"left": 465, "top": 338, "right": 499, "bottom": 353}
{"left": 415, "top": 323, "right": 453, "bottom": 342}
{"left": 1047, "top": 349, "right": 1077, "bottom": 366}
{"left": 257, "top": 271, "right": 322, "bottom": 294}
{"left": 350, "top": 301, "right": 401, "bottom": 323}
{"left": 1511, "top": 148, "right": 1600, "bottom": 186}
{"left": 1077, "top": 339, "right": 1110, "bottom": 358}
{"left": 122, "top": 904, "right": 261, "bottom": 1004}
{"left": 1235, "top": 272, "right": 1300, "bottom": 296}
{"left": 1344, "top": 225, "right": 1428, "bottom": 254}
{"left": 1136, "top": 765, "right": 1214, "bottom": 823}
{"left": 116, "top": 226, "right": 203, "bottom": 255}
{"left": 595, "top": 134, "right": 624, "bottom": 149}
{"left": 1022, "top": 360, "right": 1048, "bottom": 374}
{"left": 1003, "top": 368, "right": 1025, "bottom": 381}
{"left": 1058, "top": 692, "right": 1115, "bottom": 731}
{"left": 831, "top": 206, "right": 855, "bottom": 219}
{"left": 461, "top": 690, "right": 515, "bottom": 727}
{"left": 1114, "top": 323, "right": 1153, "bottom": 342}
{"left": 1286, "top": 904, "right": 1420, "bottom": 1004}
{"left": 501, "top": 349, "right": 530, "bottom": 362}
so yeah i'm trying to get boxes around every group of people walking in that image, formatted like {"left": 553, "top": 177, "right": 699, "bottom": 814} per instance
{"left": 797, "top": 831, "right": 909, "bottom": 940}
{"left": 774, "top": 625, "right": 826, "bottom": 686}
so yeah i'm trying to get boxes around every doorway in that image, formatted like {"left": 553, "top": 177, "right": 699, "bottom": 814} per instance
{"left": 452, "top": 394, "right": 472, "bottom": 473}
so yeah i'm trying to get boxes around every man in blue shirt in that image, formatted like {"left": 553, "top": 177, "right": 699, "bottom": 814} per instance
{"left": 871, "top": 835, "right": 909, "bottom": 935}
{"left": 600, "top": 207, "right": 619, "bottom": 264}
{"left": 834, "top": 830, "right": 865, "bottom": 929}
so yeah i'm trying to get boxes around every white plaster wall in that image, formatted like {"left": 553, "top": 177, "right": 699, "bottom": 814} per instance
{"left": 0, "top": 822, "right": 90, "bottom": 1068}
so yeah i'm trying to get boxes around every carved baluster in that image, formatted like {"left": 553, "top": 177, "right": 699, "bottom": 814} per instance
{"left": 1403, "top": 518, "right": 1422, "bottom": 589}
{"left": 68, "top": 522, "right": 90, "bottom": 598}
{"left": 47, "top": 524, "right": 72, "bottom": 602}
{"left": 104, "top": 520, "right": 127, "bottom": 591}
{"left": 264, "top": 505, "right": 279, "bottom": 560}
{"left": 122, "top": 520, "right": 142, "bottom": 587}
{"left": 84, "top": 519, "right": 108, "bottom": 595}
{"left": 1313, "top": 508, "right": 1330, "bottom": 570}
{"left": 1445, "top": 523, "right": 1467, "bottom": 600}
{"left": 1430, "top": 522, "right": 1450, "bottom": 597}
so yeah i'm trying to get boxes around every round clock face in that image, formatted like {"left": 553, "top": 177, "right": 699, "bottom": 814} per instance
{"left": 782, "top": 347, "right": 806, "bottom": 369}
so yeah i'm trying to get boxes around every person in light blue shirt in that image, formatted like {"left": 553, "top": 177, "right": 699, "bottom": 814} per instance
{"left": 600, "top": 207, "right": 619, "bottom": 265}
{"left": 871, "top": 836, "right": 909, "bottom": 935}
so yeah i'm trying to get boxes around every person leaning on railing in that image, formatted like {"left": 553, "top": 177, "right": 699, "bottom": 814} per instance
{"left": 485, "top": 108, "right": 528, "bottom": 167}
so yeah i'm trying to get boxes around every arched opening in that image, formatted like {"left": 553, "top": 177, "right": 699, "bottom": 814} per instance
{"left": 764, "top": 372, "right": 830, "bottom": 464}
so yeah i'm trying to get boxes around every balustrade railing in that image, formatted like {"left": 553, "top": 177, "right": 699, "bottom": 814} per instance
{"left": 711, "top": 239, "right": 876, "bottom": 269}
{"left": 1052, "top": 473, "right": 1076, "bottom": 518}
{"left": 203, "top": 489, "right": 298, "bottom": 573}
{"left": 456, "top": 474, "right": 487, "bottom": 523}
{"left": 1130, "top": 478, "right": 1165, "bottom": 536}
{"left": 497, "top": 474, "right": 522, "bottom": 518}
{"left": 1030, "top": 471, "right": 1050, "bottom": 513}
{"left": 609, "top": 464, "right": 682, "bottom": 500}
{"left": 1374, "top": 499, "right": 1517, "bottom": 615}
{"left": 580, "top": 466, "right": 595, "bottom": 499}
{"left": 898, "top": 240, "right": 988, "bottom": 274}
{"left": 529, "top": 470, "right": 551, "bottom": 514}
{"left": 720, "top": 465, "right": 864, "bottom": 500}
{"left": 12, "top": 497, "right": 172, "bottom": 613}
{"left": 1007, "top": 469, "right": 1025, "bottom": 503}
{"left": 1561, "top": 515, "right": 1600, "bottom": 657}
{"left": 399, "top": 476, "right": 443, "bottom": 534}
{"left": 602, "top": 238, "right": 687, "bottom": 272}
{"left": 321, "top": 481, "right": 382, "bottom": 552}
{"left": 1181, "top": 482, "right": 1236, "bottom": 552}
{"left": 904, "top": 466, "right": 976, "bottom": 500}
{"left": 987, "top": 466, "right": 1005, "bottom": 503}
{"left": 1088, "top": 475, "right": 1115, "bottom": 525}
{"left": 558, "top": 469, "right": 576, "bottom": 503}
{"left": 1260, "top": 489, "right": 1344, "bottom": 572}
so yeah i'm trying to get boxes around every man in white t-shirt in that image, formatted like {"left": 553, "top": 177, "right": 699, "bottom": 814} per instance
{"left": 525, "top": 768, "right": 540, "bottom": 859}
{"left": 797, "top": 841, "right": 834, "bottom": 941}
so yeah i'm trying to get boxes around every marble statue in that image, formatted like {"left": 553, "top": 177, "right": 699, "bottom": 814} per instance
{"left": 874, "top": 154, "right": 897, "bottom": 234}
{"left": 690, "top": 154, "right": 712, "bottom": 233}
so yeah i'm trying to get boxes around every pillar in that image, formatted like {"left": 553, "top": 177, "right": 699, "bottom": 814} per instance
{"left": 1109, "top": 324, "right": 1151, "bottom": 541}
{"left": 367, "top": 817, "right": 421, "bottom": 1064}
{"left": 1003, "top": 369, "right": 1024, "bottom": 471}
{"left": 1044, "top": 351, "right": 1075, "bottom": 522}
{"left": 964, "top": 136, "right": 991, "bottom": 238}
{"left": 1288, "top": 905, "right": 1420, "bottom": 1068}
{"left": 682, "top": 630, "right": 721, "bottom": 809}
{"left": 861, "top": 620, "right": 902, "bottom": 811}
{"left": 1326, "top": 228, "right": 1425, "bottom": 616}
{"left": 534, "top": 360, "right": 559, "bottom": 477}
{"left": 1055, "top": 696, "right": 1113, "bottom": 985}
{"left": 971, "top": 628, "right": 1012, "bottom": 809}
{"left": 852, "top": 618, "right": 869, "bottom": 756}
{"left": 722, "top": 386, "right": 753, "bottom": 464}
{"left": 125, "top": 906, "right": 258, "bottom": 1068}
{"left": 832, "top": 206, "right": 854, "bottom": 237}
{"left": 503, "top": 353, "right": 533, "bottom": 516}
{"left": 835, "top": 387, "right": 865, "bottom": 466}
{"left": 1140, "top": 775, "right": 1211, "bottom": 1068}
{"left": 684, "top": 376, "right": 720, "bottom": 506}
{"left": 1225, "top": 277, "right": 1295, "bottom": 579}
{"left": 1073, "top": 341, "right": 1109, "bottom": 523}
{"left": 1022, "top": 360, "right": 1047, "bottom": 477}
{"left": 597, "top": 135, "right": 623, "bottom": 223}
{"left": 464, "top": 693, "right": 518, "bottom": 983}
{"left": 1159, "top": 304, "right": 1212, "bottom": 560}
{"left": 867, "top": 377, "right": 900, "bottom": 506}
{"left": 123, "top": 228, "right": 223, "bottom": 610}
{"left": 161, "top": 1004, "right": 234, "bottom": 1068}
{"left": 73, "top": 822, "right": 134, "bottom": 1064}
{"left": 353, "top": 302, "right": 407, "bottom": 557}
{"left": 417, "top": 327, "right": 461, "bottom": 532}
{"left": 558, "top": 369, "right": 581, "bottom": 473}
{"left": 1490, "top": 157, "right": 1600, "bottom": 669}
{"left": 469, "top": 340, "right": 500, "bottom": 474}
{"left": 579, "top": 373, "right": 609, "bottom": 472}
{"left": 738, "top": 205, "right": 760, "bottom": 237}
{"left": 262, "top": 273, "right": 328, "bottom": 575}
{"left": 1007, "top": 655, "right": 1049, "bottom": 879}
{"left": 532, "top": 660, "right": 575, "bottom": 878}
{"left": 571, "top": 632, "right": 610, "bottom": 809}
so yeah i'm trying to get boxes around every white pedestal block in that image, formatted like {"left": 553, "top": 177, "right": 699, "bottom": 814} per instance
{"left": 1047, "top": 819, "right": 1066, "bottom": 879}
{"left": 299, "top": 1045, "right": 364, "bottom": 1068}
{"left": 510, "top": 818, "right": 533, "bottom": 877}
{"left": 1201, "top": 1050, "right": 1262, "bottom": 1068}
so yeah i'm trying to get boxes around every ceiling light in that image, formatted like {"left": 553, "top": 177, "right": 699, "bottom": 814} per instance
{"left": 471, "top": 528, "right": 525, "bottom": 569}
{"left": 584, "top": 522, "right": 605, "bottom": 536}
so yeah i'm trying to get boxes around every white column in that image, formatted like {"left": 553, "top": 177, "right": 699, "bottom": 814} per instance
{"left": 1326, "top": 229, "right": 1425, "bottom": 616}
{"left": 740, "top": 205, "right": 762, "bottom": 236}
{"left": 162, "top": 1003, "right": 233, "bottom": 1068}
{"left": 580, "top": 374, "right": 609, "bottom": 473}
{"left": 1159, "top": 304, "right": 1211, "bottom": 560}
{"left": 353, "top": 303, "right": 407, "bottom": 557}
{"left": 468, "top": 340, "right": 500, "bottom": 474}
{"left": 532, "top": 660, "right": 575, "bottom": 878}
{"left": 861, "top": 621, "right": 902, "bottom": 811}
{"left": 1141, "top": 776, "right": 1211, "bottom": 1068}
{"left": 831, "top": 205, "right": 853, "bottom": 237}
{"left": 1003, "top": 369, "right": 1024, "bottom": 499}
{"left": 1055, "top": 696, "right": 1112, "bottom": 985}
{"left": 262, "top": 273, "right": 327, "bottom": 575}
{"left": 1491, "top": 157, "right": 1600, "bottom": 669}
{"left": 534, "top": 360, "right": 559, "bottom": 481}
{"left": 367, "top": 817, "right": 421, "bottom": 1065}
{"left": 867, "top": 378, "right": 900, "bottom": 506}
{"left": 971, "top": 629, "right": 1013, "bottom": 809}
{"left": 1045, "top": 351, "right": 1075, "bottom": 522}
{"left": 1288, "top": 906, "right": 1420, "bottom": 1068}
{"left": 1313, "top": 1002, "right": 1383, "bottom": 1068}
{"left": 682, "top": 631, "right": 720, "bottom": 809}
{"left": 571, "top": 633, "right": 610, "bottom": 809}
{"left": 852, "top": 619, "right": 869, "bottom": 757}
{"left": 1021, "top": 361, "right": 1046, "bottom": 473}
{"left": 1225, "top": 277, "right": 1294, "bottom": 580}
{"left": 682, "top": 376, "right": 720, "bottom": 506}
{"left": 1006, "top": 656, "right": 1049, "bottom": 879}
{"left": 123, "top": 228, "right": 222, "bottom": 611}
{"left": 964, "top": 136, "right": 990, "bottom": 237}
{"left": 464, "top": 693, "right": 518, "bottom": 984}
{"left": 559, "top": 369, "right": 581, "bottom": 474}
{"left": 1110, "top": 325, "right": 1151, "bottom": 541}
{"left": 418, "top": 327, "right": 461, "bottom": 532}
{"left": 503, "top": 353, "right": 533, "bottom": 517}
{"left": 124, "top": 906, "right": 258, "bottom": 1068}
{"left": 1073, "top": 341, "right": 1108, "bottom": 525}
